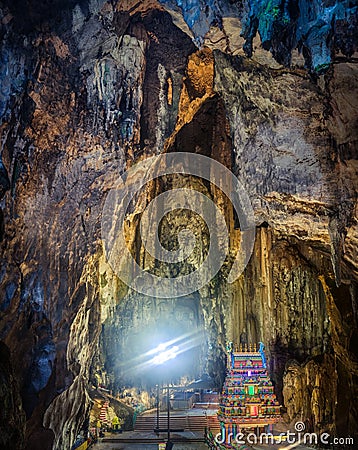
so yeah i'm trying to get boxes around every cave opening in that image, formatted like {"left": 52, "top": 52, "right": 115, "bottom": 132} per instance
{"left": 99, "top": 293, "right": 208, "bottom": 391}
{"left": 95, "top": 49, "right": 238, "bottom": 393}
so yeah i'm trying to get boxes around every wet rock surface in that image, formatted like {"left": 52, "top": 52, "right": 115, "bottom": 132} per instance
{"left": 0, "top": 0, "right": 357, "bottom": 449}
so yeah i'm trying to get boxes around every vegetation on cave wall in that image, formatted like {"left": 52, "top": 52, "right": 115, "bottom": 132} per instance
{"left": 159, "top": 0, "right": 358, "bottom": 72}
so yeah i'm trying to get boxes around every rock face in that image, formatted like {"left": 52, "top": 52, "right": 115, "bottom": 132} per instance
{"left": 0, "top": 0, "right": 357, "bottom": 449}
{"left": 0, "top": 342, "right": 26, "bottom": 450}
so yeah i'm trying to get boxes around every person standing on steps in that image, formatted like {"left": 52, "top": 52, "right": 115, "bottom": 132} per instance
{"left": 112, "top": 415, "right": 120, "bottom": 432}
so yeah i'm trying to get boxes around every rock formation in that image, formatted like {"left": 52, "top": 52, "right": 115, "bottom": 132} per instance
{"left": 0, "top": 0, "right": 357, "bottom": 449}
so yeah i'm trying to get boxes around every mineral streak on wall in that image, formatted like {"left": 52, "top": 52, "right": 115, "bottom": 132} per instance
{"left": 0, "top": 1, "right": 357, "bottom": 449}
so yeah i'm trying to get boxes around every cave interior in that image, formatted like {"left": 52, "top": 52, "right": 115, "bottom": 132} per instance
{"left": 0, "top": 0, "right": 357, "bottom": 449}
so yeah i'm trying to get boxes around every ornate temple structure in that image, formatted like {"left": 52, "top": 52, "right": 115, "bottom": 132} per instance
{"left": 212, "top": 342, "right": 281, "bottom": 447}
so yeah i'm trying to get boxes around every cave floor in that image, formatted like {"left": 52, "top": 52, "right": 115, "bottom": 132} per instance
{"left": 92, "top": 443, "right": 207, "bottom": 449}
{"left": 91, "top": 431, "right": 316, "bottom": 449}
{"left": 92, "top": 442, "right": 315, "bottom": 449}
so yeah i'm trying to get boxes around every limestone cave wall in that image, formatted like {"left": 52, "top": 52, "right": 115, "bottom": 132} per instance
{"left": 0, "top": 0, "right": 357, "bottom": 449}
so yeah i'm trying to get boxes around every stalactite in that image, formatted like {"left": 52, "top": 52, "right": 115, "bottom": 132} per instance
{"left": 319, "top": 275, "right": 358, "bottom": 376}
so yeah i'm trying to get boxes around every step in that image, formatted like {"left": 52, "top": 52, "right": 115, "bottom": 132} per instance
{"left": 134, "top": 414, "right": 221, "bottom": 433}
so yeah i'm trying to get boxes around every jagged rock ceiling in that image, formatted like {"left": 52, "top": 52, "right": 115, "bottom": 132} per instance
{"left": 0, "top": 0, "right": 357, "bottom": 449}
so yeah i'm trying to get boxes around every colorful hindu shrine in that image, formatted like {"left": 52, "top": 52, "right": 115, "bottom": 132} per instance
{"left": 215, "top": 342, "right": 281, "bottom": 447}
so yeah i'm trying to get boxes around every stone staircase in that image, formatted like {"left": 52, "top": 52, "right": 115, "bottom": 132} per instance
{"left": 185, "top": 414, "right": 221, "bottom": 434}
{"left": 134, "top": 413, "right": 221, "bottom": 434}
